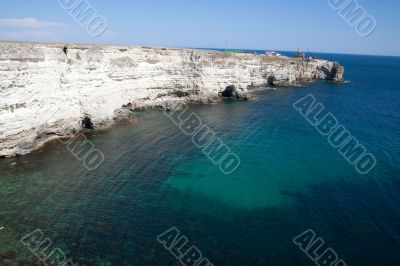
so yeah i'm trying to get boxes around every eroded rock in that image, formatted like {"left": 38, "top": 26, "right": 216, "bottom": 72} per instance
{"left": 0, "top": 41, "right": 344, "bottom": 157}
{"left": 219, "top": 85, "right": 248, "bottom": 100}
{"left": 328, "top": 62, "right": 345, "bottom": 82}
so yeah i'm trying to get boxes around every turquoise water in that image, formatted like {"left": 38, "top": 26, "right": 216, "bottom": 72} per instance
{"left": 0, "top": 53, "right": 399, "bottom": 265}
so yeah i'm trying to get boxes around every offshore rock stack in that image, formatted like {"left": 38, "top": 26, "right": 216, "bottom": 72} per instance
{"left": 0, "top": 41, "right": 344, "bottom": 157}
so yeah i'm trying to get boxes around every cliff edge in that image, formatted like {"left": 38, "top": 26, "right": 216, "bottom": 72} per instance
{"left": 0, "top": 41, "right": 344, "bottom": 157}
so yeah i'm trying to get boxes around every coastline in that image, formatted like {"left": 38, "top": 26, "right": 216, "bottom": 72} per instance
{"left": 0, "top": 41, "right": 344, "bottom": 157}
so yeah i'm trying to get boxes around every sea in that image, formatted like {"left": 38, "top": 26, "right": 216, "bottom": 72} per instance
{"left": 0, "top": 52, "right": 399, "bottom": 265}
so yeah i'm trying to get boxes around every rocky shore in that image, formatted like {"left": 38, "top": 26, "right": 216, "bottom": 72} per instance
{"left": 0, "top": 41, "right": 344, "bottom": 157}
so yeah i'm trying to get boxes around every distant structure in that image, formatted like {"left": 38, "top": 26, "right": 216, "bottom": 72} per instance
{"left": 306, "top": 49, "right": 317, "bottom": 60}
{"left": 265, "top": 51, "right": 285, "bottom": 57}
{"left": 294, "top": 49, "right": 305, "bottom": 59}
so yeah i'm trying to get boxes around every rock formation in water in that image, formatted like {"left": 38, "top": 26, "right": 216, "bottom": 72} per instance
{"left": 0, "top": 41, "right": 344, "bottom": 157}
{"left": 218, "top": 85, "right": 248, "bottom": 100}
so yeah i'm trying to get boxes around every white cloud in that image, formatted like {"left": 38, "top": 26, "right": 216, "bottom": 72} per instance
{"left": 0, "top": 17, "right": 71, "bottom": 41}
{"left": 0, "top": 30, "right": 58, "bottom": 40}
{"left": 0, "top": 17, "right": 122, "bottom": 44}
{"left": 0, "top": 17, "right": 68, "bottom": 29}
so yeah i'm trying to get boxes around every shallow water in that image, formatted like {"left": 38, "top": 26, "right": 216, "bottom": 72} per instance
{"left": 0, "top": 53, "right": 399, "bottom": 265}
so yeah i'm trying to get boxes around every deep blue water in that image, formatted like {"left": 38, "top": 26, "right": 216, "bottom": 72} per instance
{"left": 0, "top": 53, "right": 399, "bottom": 265}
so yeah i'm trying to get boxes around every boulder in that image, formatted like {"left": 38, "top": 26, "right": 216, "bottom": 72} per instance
{"left": 219, "top": 85, "right": 248, "bottom": 100}
{"left": 266, "top": 75, "right": 292, "bottom": 87}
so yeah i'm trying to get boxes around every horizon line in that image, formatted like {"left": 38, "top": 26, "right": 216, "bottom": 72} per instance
{"left": 1, "top": 39, "right": 399, "bottom": 58}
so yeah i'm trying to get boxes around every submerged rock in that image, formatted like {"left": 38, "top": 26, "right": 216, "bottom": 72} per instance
{"left": 0, "top": 250, "right": 17, "bottom": 260}
{"left": 113, "top": 108, "right": 138, "bottom": 123}
{"left": 0, "top": 250, "right": 17, "bottom": 266}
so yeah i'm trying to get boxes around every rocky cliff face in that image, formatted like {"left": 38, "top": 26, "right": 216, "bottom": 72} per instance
{"left": 0, "top": 41, "right": 344, "bottom": 157}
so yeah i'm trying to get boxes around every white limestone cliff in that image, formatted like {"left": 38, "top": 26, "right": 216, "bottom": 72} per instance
{"left": 0, "top": 41, "right": 344, "bottom": 157}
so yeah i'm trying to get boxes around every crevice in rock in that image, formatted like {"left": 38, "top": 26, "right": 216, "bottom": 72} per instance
{"left": 267, "top": 76, "right": 276, "bottom": 86}
{"left": 62, "top": 46, "right": 68, "bottom": 56}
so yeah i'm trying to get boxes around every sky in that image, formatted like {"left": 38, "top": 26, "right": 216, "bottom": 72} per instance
{"left": 0, "top": 0, "right": 399, "bottom": 56}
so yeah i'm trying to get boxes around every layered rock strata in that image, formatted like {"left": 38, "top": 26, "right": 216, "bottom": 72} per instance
{"left": 0, "top": 41, "right": 344, "bottom": 157}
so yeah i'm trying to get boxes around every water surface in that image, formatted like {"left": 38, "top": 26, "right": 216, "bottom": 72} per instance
{"left": 0, "top": 53, "right": 399, "bottom": 265}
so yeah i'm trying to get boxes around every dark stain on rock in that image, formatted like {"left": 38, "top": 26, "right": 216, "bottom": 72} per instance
{"left": 63, "top": 46, "right": 68, "bottom": 56}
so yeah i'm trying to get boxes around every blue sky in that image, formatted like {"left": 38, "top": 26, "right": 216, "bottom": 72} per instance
{"left": 0, "top": 0, "right": 399, "bottom": 56}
